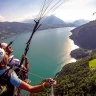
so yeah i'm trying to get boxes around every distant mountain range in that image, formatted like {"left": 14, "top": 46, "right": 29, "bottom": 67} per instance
{"left": 22, "top": 15, "right": 77, "bottom": 30}
{"left": 22, "top": 15, "right": 89, "bottom": 27}
{"left": 73, "top": 19, "right": 89, "bottom": 26}
{"left": 23, "top": 15, "right": 66, "bottom": 25}
{"left": 23, "top": 15, "right": 75, "bottom": 28}
{"left": 0, "top": 15, "right": 90, "bottom": 40}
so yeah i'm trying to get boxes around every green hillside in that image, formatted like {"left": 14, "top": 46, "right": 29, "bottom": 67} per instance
{"left": 54, "top": 53, "right": 96, "bottom": 96}
{"left": 30, "top": 52, "right": 96, "bottom": 96}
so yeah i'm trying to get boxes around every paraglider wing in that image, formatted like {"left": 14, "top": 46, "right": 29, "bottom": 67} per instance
{"left": 93, "top": 12, "right": 96, "bottom": 15}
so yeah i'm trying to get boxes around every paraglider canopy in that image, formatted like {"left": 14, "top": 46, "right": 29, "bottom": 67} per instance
{"left": 93, "top": 12, "right": 96, "bottom": 15}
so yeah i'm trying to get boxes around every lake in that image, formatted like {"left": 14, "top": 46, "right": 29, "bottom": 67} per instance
{"left": 0, "top": 27, "right": 78, "bottom": 85}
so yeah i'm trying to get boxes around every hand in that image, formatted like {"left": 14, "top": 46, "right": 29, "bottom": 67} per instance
{"left": 22, "top": 54, "right": 27, "bottom": 60}
{"left": 44, "top": 78, "right": 56, "bottom": 88}
{"left": 22, "top": 55, "right": 28, "bottom": 64}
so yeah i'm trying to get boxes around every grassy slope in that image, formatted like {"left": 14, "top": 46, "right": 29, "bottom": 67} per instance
{"left": 89, "top": 59, "right": 96, "bottom": 68}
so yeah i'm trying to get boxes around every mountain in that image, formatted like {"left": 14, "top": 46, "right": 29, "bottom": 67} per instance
{"left": 73, "top": 19, "right": 90, "bottom": 26}
{"left": 70, "top": 20, "right": 96, "bottom": 49}
{"left": 41, "top": 15, "right": 66, "bottom": 25}
{"left": 23, "top": 15, "right": 66, "bottom": 24}
{"left": 23, "top": 15, "right": 90, "bottom": 27}
{"left": 22, "top": 15, "right": 75, "bottom": 27}
{"left": 0, "top": 22, "right": 33, "bottom": 40}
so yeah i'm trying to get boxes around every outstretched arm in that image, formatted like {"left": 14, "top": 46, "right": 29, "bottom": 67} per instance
{"left": 10, "top": 67, "right": 56, "bottom": 93}
{"left": 19, "top": 78, "right": 56, "bottom": 93}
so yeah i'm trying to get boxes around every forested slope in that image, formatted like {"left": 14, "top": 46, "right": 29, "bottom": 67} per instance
{"left": 32, "top": 52, "right": 96, "bottom": 96}
{"left": 54, "top": 53, "right": 96, "bottom": 96}
{"left": 70, "top": 20, "right": 96, "bottom": 49}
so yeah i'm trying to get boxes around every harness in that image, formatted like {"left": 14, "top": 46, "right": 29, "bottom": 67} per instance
{"left": 0, "top": 68, "right": 14, "bottom": 96}
{"left": 8, "top": 57, "right": 28, "bottom": 81}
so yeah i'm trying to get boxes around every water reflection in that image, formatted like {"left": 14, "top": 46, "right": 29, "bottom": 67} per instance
{"left": 58, "top": 33, "right": 79, "bottom": 69}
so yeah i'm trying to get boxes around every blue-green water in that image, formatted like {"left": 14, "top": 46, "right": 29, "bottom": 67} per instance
{"left": 0, "top": 27, "right": 78, "bottom": 85}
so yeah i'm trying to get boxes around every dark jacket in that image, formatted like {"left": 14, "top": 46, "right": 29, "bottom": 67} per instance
{"left": 0, "top": 69, "right": 15, "bottom": 96}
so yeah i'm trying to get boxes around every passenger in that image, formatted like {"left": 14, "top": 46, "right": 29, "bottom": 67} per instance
{"left": 0, "top": 48, "right": 56, "bottom": 96}
{"left": 0, "top": 43, "right": 29, "bottom": 83}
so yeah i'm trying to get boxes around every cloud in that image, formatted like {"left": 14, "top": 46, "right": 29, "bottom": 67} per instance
{"left": 54, "top": 0, "right": 96, "bottom": 21}
{"left": 86, "top": 0, "right": 96, "bottom": 7}
{"left": 0, "top": 15, "right": 5, "bottom": 22}
{"left": 0, "top": 0, "right": 96, "bottom": 22}
{"left": 12, "top": 12, "right": 39, "bottom": 22}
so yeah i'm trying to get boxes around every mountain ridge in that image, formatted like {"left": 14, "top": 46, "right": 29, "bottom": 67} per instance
{"left": 70, "top": 20, "right": 96, "bottom": 49}
{"left": 0, "top": 15, "right": 90, "bottom": 40}
{"left": 22, "top": 15, "right": 89, "bottom": 27}
{"left": 23, "top": 15, "right": 66, "bottom": 25}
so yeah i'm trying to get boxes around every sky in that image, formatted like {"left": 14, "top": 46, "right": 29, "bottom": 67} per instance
{"left": 0, "top": 0, "right": 96, "bottom": 22}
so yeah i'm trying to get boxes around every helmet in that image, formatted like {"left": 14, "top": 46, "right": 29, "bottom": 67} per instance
{"left": 0, "top": 43, "right": 8, "bottom": 48}
{"left": 0, "top": 48, "right": 6, "bottom": 63}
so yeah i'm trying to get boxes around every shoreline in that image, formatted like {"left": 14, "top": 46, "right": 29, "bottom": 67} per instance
{"left": 0, "top": 26, "right": 75, "bottom": 41}
{"left": 55, "top": 32, "right": 80, "bottom": 77}
{"left": 55, "top": 37, "right": 79, "bottom": 77}
{"left": 69, "top": 31, "right": 79, "bottom": 59}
